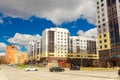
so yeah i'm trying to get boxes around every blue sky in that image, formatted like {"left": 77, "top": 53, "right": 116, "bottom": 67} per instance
{"left": 0, "top": 0, "right": 97, "bottom": 53}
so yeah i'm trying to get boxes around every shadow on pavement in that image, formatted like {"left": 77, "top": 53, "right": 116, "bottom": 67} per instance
{"left": 58, "top": 72, "right": 117, "bottom": 80}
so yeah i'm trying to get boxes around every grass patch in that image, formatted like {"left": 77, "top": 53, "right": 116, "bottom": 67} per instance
{"left": 80, "top": 67, "right": 118, "bottom": 71}
{"left": 16, "top": 64, "right": 43, "bottom": 69}
{"left": 16, "top": 64, "right": 29, "bottom": 69}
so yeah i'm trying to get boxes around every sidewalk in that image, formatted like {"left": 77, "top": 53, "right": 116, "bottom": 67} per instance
{"left": 0, "top": 71, "right": 8, "bottom": 80}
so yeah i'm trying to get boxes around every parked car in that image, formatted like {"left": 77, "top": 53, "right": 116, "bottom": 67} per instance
{"left": 25, "top": 66, "right": 38, "bottom": 71}
{"left": 118, "top": 69, "right": 120, "bottom": 76}
{"left": 70, "top": 65, "right": 80, "bottom": 70}
{"left": 7, "top": 64, "right": 13, "bottom": 66}
{"left": 49, "top": 67, "right": 65, "bottom": 72}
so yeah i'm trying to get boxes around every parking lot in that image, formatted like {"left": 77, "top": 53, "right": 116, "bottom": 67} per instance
{"left": 0, "top": 65, "right": 119, "bottom": 80}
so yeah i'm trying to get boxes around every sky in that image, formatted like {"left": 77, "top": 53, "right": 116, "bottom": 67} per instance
{"left": 0, "top": 0, "right": 97, "bottom": 53}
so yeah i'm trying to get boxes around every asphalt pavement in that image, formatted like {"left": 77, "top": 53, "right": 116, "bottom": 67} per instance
{"left": 0, "top": 65, "right": 119, "bottom": 80}
{"left": 0, "top": 71, "right": 8, "bottom": 80}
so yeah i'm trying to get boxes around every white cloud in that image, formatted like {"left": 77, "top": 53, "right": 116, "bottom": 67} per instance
{"left": 0, "top": 0, "right": 96, "bottom": 25}
{"left": 14, "top": 45, "right": 21, "bottom": 51}
{"left": 80, "top": 0, "right": 96, "bottom": 24}
{"left": 0, "top": 43, "right": 7, "bottom": 51}
{"left": 0, "top": 52, "right": 5, "bottom": 56}
{"left": 77, "top": 28, "right": 97, "bottom": 38}
{"left": 8, "top": 33, "right": 41, "bottom": 46}
{"left": 0, "top": 19, "right": 3, "bottom": 24}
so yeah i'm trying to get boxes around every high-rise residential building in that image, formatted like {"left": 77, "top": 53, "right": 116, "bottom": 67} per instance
{"left": 5, "top": 45, "right": 27, "bottom": 64}
{"left": 0, "top": 55, "right": 5, "bottom": 64}
{"left": 5, "top": 45, "right": 18, "bottom": 64}
{"left": 27, "top": 27, "right": 99, "bottom": 67}
{"left": 28, "top": 39, "right": 41, "bottom": 61}
{"left": 68, "top": 36, "right": 98, "bottom": 67}
{"left": 41, "top": 27, "right": 69, "bottom": 62}
{"left": 28, "top": 42, "right": 35, "bottom": 60}
{"left": 17, "top": 52, "right": 27, "bottom": 64}
{"left": 97, "top": 0, "right": 120, "bottom": 67}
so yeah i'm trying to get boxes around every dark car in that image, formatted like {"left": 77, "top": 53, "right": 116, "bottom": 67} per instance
{"left": 49, "top": 67, "right": 65, "bottom": 72}
{"left": 70, "top": 65, "right": 80, "bottom": 70}
{"left": 118, "top": 70, "right": 120, "bottom": 76}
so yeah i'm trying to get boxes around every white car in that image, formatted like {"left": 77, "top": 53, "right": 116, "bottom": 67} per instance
{"left": 25, "top": 67, "right": 38, "bottom": 71}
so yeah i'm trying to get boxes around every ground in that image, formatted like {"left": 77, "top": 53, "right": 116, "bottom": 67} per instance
{"left": 0, "top": 65, "right": 119, "bottom": 80}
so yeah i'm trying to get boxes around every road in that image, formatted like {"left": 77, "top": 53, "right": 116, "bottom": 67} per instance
{"left": 0, "top": 65, "right": 119, "bottom": 80}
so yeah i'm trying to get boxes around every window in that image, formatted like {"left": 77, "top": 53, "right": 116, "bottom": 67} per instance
{"left": 97, "top": 2, "right": 99, "bottom": 5}
{"left": 107, "top": 0, "right": 110, "bottom": 6}
{"left": 101, "top": 0, "right": 103, "bottom": 2}
{"left": 101, "top": 4, "right": 104, "bottom": 7}
{"left": 99, "top": 35, "right": 101, "bottom": 38}
{"left": 100, "top": 46, "right": 102, "bottom": 49}
{"left": 97, "top": 6, "right": 99, "bottom": 9}
{"left": 103, "top": 29, "right": 106, "bottom": 32}
{"left": 100, "top": 41, "right": 102, "bottom": 43}
{"left": 102, "top": 18, "right": 105, "bottom": 21}
{"left": 102, "top": 13, "right": 104, "bottom": 16}
{"left": 99, "top": 30, "right": 101, "bottom": 33}
{"left": 104, "top": 39, "right": 107, "bottom": 42}
{"left": 98, "top": 16, "right": 100, "bottom": 18}
{"left": 111, "top": 0, "right": 116, "bottom": 3}
{"left": 103, "top": 23, "right": 105, "bottom": 27}
{"left": 98, "top": 20, "right": 100, "bottom": 23}
{"left": 98, "top": 25, "right": 101, "bottom": 28}
{"left": 104, "top": 45, "right": 107, "bottom": 48}
{"left": 104, "top": 34, "right": 106, "bottom": 37}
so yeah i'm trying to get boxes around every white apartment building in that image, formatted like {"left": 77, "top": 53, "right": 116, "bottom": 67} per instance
{"left": 68, "top": 36, "right": 99, "bottom": 67}
{"left": 42, "top": 27, "right": 69, "bottom": 60}
{"left": 27, "top": 27, "right": 99, "bottom": 66}
{"left": 69, "top": 36, "right": 98, "bottom": 59}
{"left": 28, "top": 39, "right": 41, "bottom": 60}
